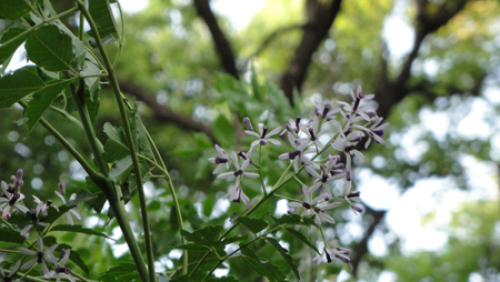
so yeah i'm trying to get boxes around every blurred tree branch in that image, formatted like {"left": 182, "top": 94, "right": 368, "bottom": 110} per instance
{"left": 117, "top": 78, "right": 218, "bottom": 144}
{"left": 280, "top": 0, "right": 343, "bottom": 106}
{"left": 376, "top": 0, "right": 469, "bottom": 118}
{"left": 193, "top": 0, "right": 239, "bottom": 79}
{"left": 249, "top": 23, "right": 312, "bottom": 58}
{"left": 350, "top": 0, "right": 474, "bottom": 276}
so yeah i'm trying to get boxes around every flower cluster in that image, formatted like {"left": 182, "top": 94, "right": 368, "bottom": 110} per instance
{"left": 0, "top": 170, "right": 82, "bottom": 280}
{"left": 208, "top": 86, "right": 388, "bottom": 266}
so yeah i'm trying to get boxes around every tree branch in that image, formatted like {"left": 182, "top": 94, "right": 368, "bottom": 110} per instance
{"left": 117, "top": 78, "right": 218, "bottom": 144}
{"left": 350, "top": 206, "right": 387, "bottom": 275}
{"left": 249, "top": 23, "right": 313, "bottom": 58}
{"left": 193, "top": 0, "right": 239, "bottom": 79}
{"left": 376, "top": 0, "right": 469, "bottom": 118}
{"left": 350, "top": 0, "right": 472, "bottom": 276}
{"left": 280, "top": 0, "right": 343, "bottom": 106}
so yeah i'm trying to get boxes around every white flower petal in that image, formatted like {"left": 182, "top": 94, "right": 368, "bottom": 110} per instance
{"left": 243, "top": 172, "right": 259, "bottom": 179}
{"left": 217, "top": 172, "right": 234, "bottom": 179}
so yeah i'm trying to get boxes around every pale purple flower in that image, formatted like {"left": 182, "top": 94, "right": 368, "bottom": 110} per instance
{"left": 245, "top": 122, "right": 282, "bottom": 155}
{"left": 18, "top": 236, "right": 58, "bottom": 274}
{"left": 0, "top": 260, "right": 21, "bottom": 281}
{"left": 44, "top": 249, "right": 75, "bottom": 282}
{"left": 313, "top": 243, "right": 351, "bottom": 264}
{"left": 20, "top": 208, "right": 49, "bottom": 239}
{"left": 279, "top": 133, "right": 314, "bottom": 173}
{"left": 344, "top": 191, "right": 361, "bottom": 203}
{"left": 33, "top": 196, "right": 58, "bottom": 216}
{"left": 298, "top": 117, "right": 332, "bottom": 150}
{"left": 336, "top": 85, "right": 375, "bottom": 121}
{"left": 280, "top": 117, "right": 301, "bottom": 136}
{"left": 306, "top": 156, "right": 346, "bottom": 198}
{"left": 227, "top": 185, "right": 250, "bottom": 205}
{"left": 314, "top": 99, "right": 340, "bottom": 121}
{"left": 352, "top": 116, "right": 389, "bottom": 148}
{"left": 287, "top": 186, "right": 340, "bottom": 231}
{"left": 208, "top": 144, "right": 230, "bottom": 174}
{"left": 0, "top": 185, "right": 29, "bottom": 218}
{"left": 331, "top": 131, "right": 365, "bottom": 195}
{"left": 217, "top": 152, "right": 259, "bottom": 187}
{"left": 55, "top": 183, "right": 80, "bottom": 225}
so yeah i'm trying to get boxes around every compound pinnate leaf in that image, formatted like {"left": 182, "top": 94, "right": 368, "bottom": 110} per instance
{"left": 236, "top": 216, "right": 268, "bottom": 234}
{"left": 0, "top": 27, "right": 32, "bottom": 63}
{"left": 181, "top": 225, "right": 223, "bottom": 247}
{"left": 0, "top": 66, "right": 45, "bottom": 108}
{"left": 265, "top": 238, "right": 300, "bottom": 279}
{"left": 25, "top": 25, "right": 74, "bottom": 71}
{"left": 26, "top": 79, "right": 74, "bottom": 130}
{"left": 88, "top": 0, "right": 118, "bottom": 40}
{"left": 240, "top": 247, "right": 286, "bottom": 282}
{"left": 0, "top": 0, "right": 31, "bottom": 20}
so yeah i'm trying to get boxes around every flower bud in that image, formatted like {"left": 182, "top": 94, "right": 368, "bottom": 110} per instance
{"left": 351, "top": 204, "right": 364, "bottom": 214}
{"left": 16, "top": 168, "right": 23, "bottom": 180}
{"left": 242, "top": 117, "right": 253, "bottom": 131}
{"left": 59, "top": 182, "right": 66, "bottom": 196}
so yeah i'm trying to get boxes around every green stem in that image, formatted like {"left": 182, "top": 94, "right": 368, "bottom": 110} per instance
{"left": 258, "top": 145, "right": 267, "bottom": 196}
{"left": 75, "top": 2, "right": 155, "bottom": 280}
{"left": 142, "top": 126, "right": 188, "bottom": 273}
{"left": 70, "top": 81, "right": 107, "bottom": 174}
{"left": 0, "top": 6, "right": 79, "bottom": 48}
{"left": 17, "top": 100, "right": 103, "bottom": 184}
{"left": 3, "top": 270, "right": 48, "bottom": 282}
{"left": 18, "top": 263, "right": 37, "bottom": 281}
{"left": 0, "top": 248, "right": 19, "bottom": 254}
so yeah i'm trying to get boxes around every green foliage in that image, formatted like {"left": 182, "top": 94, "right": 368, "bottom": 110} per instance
{"left": 240, "top": 246, "right": 287, "bottom": 282}
{"left": 25, "top": 25, "right": 75, "bottom": 72}
{"left": 236, "top": 216, "right": 268, "bottom": 234}
{"left": 265, "top": 237, "right": 300, "bottom": 279}
{"left": 0, "top": 66, "right": 44, "bottom": 108}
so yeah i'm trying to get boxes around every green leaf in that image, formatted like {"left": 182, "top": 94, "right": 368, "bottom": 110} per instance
{"left": 103, "top": 138, "right": 130, "bottom": 163}
{"left": 49, "top": 224, "right": 112, "bottom": 240}
{"left": 103, "top": 122, "right": 128, "bottom": 148}
{"left": 84, "top": 84, "right": 100, "bottom": 131}
{"left": 181, "top": 225, "right": 223, "bottom": 247}
{"left": 240, "top": 246, "right": 286, "bottom": 282}
{"left": 109, "top": 156, "right": 133, "bottom": 185}
{"left": 284, "top": 228, "right": 320, "bottom": 254}
{"left": 130, "top": 103, "right": 154, "bottom": 160}
{"left": 88, "top": 0, "right": 118, "bottom": 40}
{"left": 170, "top": 274, "right": 190, "bottom": 282}
{"left": 265, "top": 237, "right": 300, "bottom": 279}
{"left": 207, "top": 277, "right": 240, "bottom": 282}
{"left": 0, "top": 27, "right": 31, "bottom": 64}
{"left": 213, "top": 114, "right": 235, "bottom": 147}
{"left": 84, "top": 177, "right": 107, "bottom": 214}
{"left": 250, "top": 63, "right": 262, "bottom": 102}
{"left": 175, "top": 243, "right": 211, "bottom": 252}
{"left": 99, "top": 263, "right": 141, "bottom": 282}
{"left": 237, "top": 217, "right": 268, "bottom": 234}
{"left": 0, "top": 227, "right": 24, "bottom": 243}
{"left": 269, "top": 213, "right": 314, "bottom": 225}
{"left": 0, "top": 66, "right": 45, "bottom": 108}
{"left": 25, "top": 25, "right": 73, "bottom": 71}
{"left": 0, "top": 0, "right": 31, "bottom": 20}
{"left": 81, "top": 60, "right": 102, "bottom": 100}
{"left": 25, "top": 79, "right": 73, "bottom": 130}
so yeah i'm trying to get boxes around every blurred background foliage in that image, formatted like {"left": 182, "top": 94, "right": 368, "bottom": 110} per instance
{"left": 1, "top": 0, "right": 500, "bottom": 281}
